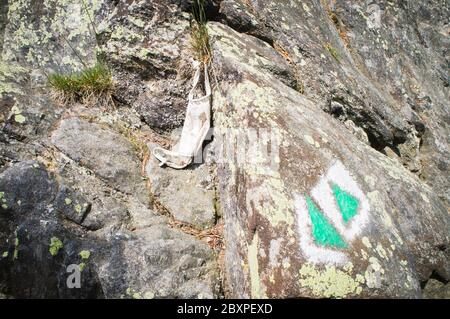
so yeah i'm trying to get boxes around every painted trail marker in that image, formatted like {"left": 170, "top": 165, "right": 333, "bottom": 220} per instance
{"left": 294, "top": 160, "right": 370, "bottom": 265}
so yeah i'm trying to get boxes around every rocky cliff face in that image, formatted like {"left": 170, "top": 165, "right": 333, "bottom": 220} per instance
{"left": 0, "top": 0, "right": 448, "bottom": 298}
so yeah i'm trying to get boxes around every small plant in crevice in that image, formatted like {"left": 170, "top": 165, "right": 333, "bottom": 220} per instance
{"left": 48, "top": 62, "right": 114, "bottom": 106}
{"left": 325, "top": 42, "right": 342, "bottom": 63}
{"left": 191, "top": 0, "right": 211, "bottom": 62}
{"left": 47, "top": 1, "right": 114, "bottom": 107}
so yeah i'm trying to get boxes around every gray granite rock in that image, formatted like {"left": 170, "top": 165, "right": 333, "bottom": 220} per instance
{"left": 51, "top": 118, "right": 143, "bottom": 195}
{"left": 0, "top": 160, "right": 220, "bottom": 298}
{"left": 1, "top": 0, "right": 448, "bottom": 299}
{"left": 146, "top": 144, "right": 217, "bottom": 230}
{"left": 209, "top": 21, "right": 449, "bottom": 298}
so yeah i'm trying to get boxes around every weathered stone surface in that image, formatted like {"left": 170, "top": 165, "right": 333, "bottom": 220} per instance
{"left": 0, "top": 161, "right": 104, "bottom": 298}
{"left": 209, "top": 21, "right": 449, "bottom": 298}
{"left": 54, "top": 184, "right": 92, "bottom": 225}
{"left": 217, "top": 0, "right": 449, "bottom": 206}
{"left": 100, "top": 0, "right": 195, "bottom": 132}
{"left": 146, "top": 144, "right": 217, "bottom": 230}
{"left": 1, "top": 0, "right": 448, "bottom": 299}
{"left": 0, "top": 161, "right": 57, "bottom": 214}
{"left": 51, "top": 117, "right": 143, "bottom": 194}
{"left": 0, "top": 161, "right": 220, "bottom": 298}
{"left": 99, "top": 225, "right": 220, "bottom": 299}
{"left": 219, "top": 0, "right": 260, "bottom": 33}
{"left": 133, "top": 79, "right": 189, "bottom": 132}
{"left": 423, "top": 279, "right": 450, "bottom": 299}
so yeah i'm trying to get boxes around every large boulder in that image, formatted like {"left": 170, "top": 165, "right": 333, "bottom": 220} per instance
{"left": 51, "top": 117, "right": 145, "bottom": 195}
{"left": 209, "top": 21, "right": 449, "bottom": 298}
{"left": 0, "top": 160, "right": 220, "bottom": 298}
{"left": 216, "top": 0, "right": 449, "bottom": 206}
{"left": 146, "top": 152, "right": 217, "bottom": 230}
{"left": 0, "top": 161, "right": 103, "bottom": 298}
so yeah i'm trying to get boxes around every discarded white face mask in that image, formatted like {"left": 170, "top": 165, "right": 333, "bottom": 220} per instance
{"left": 152, "top": 61, "right": 211, "bottom": 169}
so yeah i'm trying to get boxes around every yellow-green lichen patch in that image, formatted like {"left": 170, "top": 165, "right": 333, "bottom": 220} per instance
{"left": 79, "top": 262, "right": 86, "bottom": 272}
{"left": 304, "top": 135, "right": 320, "bottom": 148}
{"left": 10, "top": 105, "right": 21, "bottom": 115}
{"left": 368, "top": 257, "right": 383, "bottom": 273}
{"left": 0, "top": 61, "right": 27, "bottom": 96}
{"left": 2, "top": 251, "right": 8, "bottom": 258}
{"left": 244, "top": 176, "right": 295, "bottom": 229}
{"left": 132, "top": 292, "right": 142, "bottom": 299}
{"left": 367, "top": 190, "right": 395, "bottom": 230}
{"left": 143, "top": 291, "right": 155, "bottom": 299}
{"left": 79, "top": 250, "right": 90, "bottom": 260}
{"left": 14, "top": 114, "right": 26, "bottom": 123}
{"left": 65, "top": 198, "right": 72, "bottom": 205}
{"left": 360, "top": 249, "right": 369, "bottom": 259}
{"left": 364, "top": 256, "right": 384, "bottom": 288}
{"left": 361, "top": 236, "right": 372, "bottom": 249}
{"left": 298, "top": 264, "right": 363, "bottom": 298}
{"left": 110, "top": 25, "right": 144, "bottom": 42}
{"left": 74, "top": 204, "right": 82, "bottom": 214}
{"left": 125, "top": 287, "right": 143, "bottom": 299}
{"left": 247, "top": 232, "right": 266, "bottom": 298}
{"left": 364, "top": 175, "right": 377, "bottom": 188}
{"left": 137, "top": 48, "right": 152, "bottom": 59}
{"left": 49, "top": 237, "right": 63, "bottom": 256}
{"left": 375, "top": 244, "right": 388, "bottom": 259}
{"left": 128, "top": 16, "right": 145, "bottom": 28}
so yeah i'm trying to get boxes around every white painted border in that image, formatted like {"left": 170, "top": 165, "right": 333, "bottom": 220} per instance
{"left": 294, "top": 193, "right": 348, "bottom": 265}
{"left": 294, "top": 160, "right": 370, "bottom": 265}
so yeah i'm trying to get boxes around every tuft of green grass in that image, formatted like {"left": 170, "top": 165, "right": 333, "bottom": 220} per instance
{"left": 48, "top": 62, "right": 113, "bottom": 105}
{"left": 191, "top": 0, "right": 210, "bottom": 62}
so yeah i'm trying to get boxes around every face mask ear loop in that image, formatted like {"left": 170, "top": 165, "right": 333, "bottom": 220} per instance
{"left": 188, "top": 61, "right": 202, "bottom": 101}
{"left": 204, "top": 63, "right": 211, "bottom": 97}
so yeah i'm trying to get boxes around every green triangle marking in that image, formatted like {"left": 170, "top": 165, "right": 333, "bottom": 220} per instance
{"left": 306, "top": 197, "right": 347, "bottom": 249}
{"left": 332, "top": 184, "right": 359, "bottom": 224}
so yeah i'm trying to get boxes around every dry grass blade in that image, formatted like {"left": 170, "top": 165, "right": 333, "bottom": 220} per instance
{"left": 191, "top": 0, "right": 211, "bottom": 63}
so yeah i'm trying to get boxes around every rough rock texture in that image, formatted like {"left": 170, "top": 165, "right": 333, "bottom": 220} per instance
{"left": 209, "top": 21, "right": 449, "bottom": 298}
{"left": 101, "top": 0, "right": 196, "bottom": 132}
{"left": 216, "top": 0, "right": 450, "bottom": 206}
{"left": 423, "top": 279, "right": 450, "bottom": 299}
{"left": 51, "top": 117, "right": 145, "bottom": 195}
{"left": 146, "top": 146, "right": 217, "bottom": 230}
{"left": 0, "top": 154, "right": 220, "bottom": 298}
{"left": 0, "top": 0, "right": 449, "bottom": 299}
{"left": 0, "top": 0, "right": 221, "bottom": 299}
